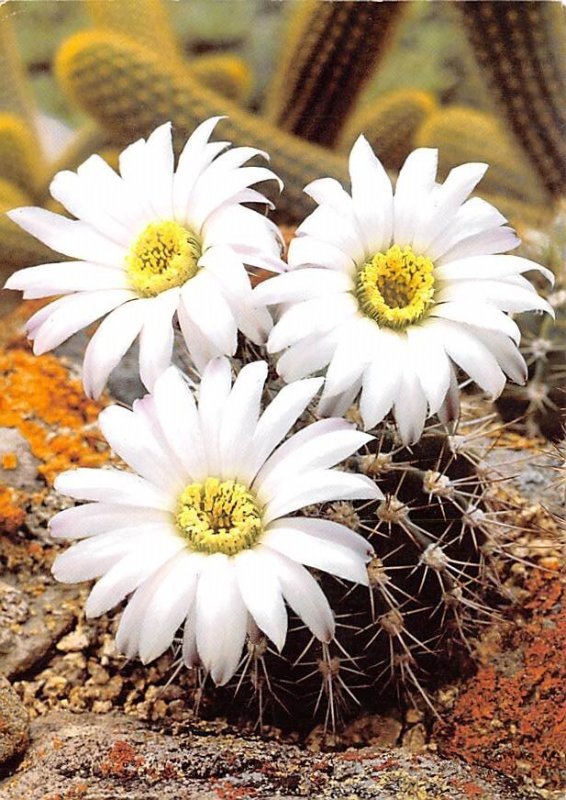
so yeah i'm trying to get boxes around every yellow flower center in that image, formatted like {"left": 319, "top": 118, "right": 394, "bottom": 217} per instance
{"left": 355, "top": 245, "right": 435, "bottom": 329}
{"left": 125, "top": 220, "right": 202, "bottom": 298}
{"left": 176, "top": 478, "right": 263, "bottom": 556}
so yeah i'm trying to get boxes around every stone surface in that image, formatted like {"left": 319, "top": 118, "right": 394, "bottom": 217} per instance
{"left": 0, "top": 710, "right": 529, "bottom": 799}
{"left": 0, "top": 676, "right": 29, "bottom": 773}
{"left": 0, "top": 428, "right": 40, "bottom": 493}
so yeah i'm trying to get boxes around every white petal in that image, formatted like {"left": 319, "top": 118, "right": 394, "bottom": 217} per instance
{"left": 275, "top": 329, "right": 340, "bottom": 383}
{"left": 243, "top": 377, "right": 323, "bottom": 484}
{"left": 173, "top": 116, "right": 226, "bottom": 220}
{"left": 288, "top": 235, "right": 356, "bottom": 275}
{"left": 31, "top": 290, "right": 137, "bottom": 356}
{"left": 322, "top": 317, "right": 379, "bottom": 398}
{"left": 6, "top": 262, "right": 129, "bottom": 299}
{"left": 349, "top": 135, "right": 394, "bottom": 254}
{"left": 177, "top": 300, "right": 223, "bottom": 373}
{"left": 359, "top": 329, "right": 405, "bottom": 430}
{"left": 264, "top": 525, "right": 371, "bottom": 584}
{"left": 406, "top": 324, "right": 451, "bottom": 415}
{"left": 55, "top": 468, "right": 174, "bottom": 510}
{"left": 195, "top": 554, "right": 248, "bottom": 685}
{"left": 144, "top": 121, "right": 175, "bottom": 219}
{"left": 50, "top": 503, "right": 170, "bottom": 540}
{"left": 434, "top": 254, "right": 554, "bottom": 285}
{"left": 220, "top": 361, "right": 268, "bottom": 480}
{"left": 98, "top": 405, "right": 182, "bottom": 493}
{"left": 431, "top": 301, "right": 521, "bottom": 344}
{"left": 181, "top": 270, "right": 237, "bottom": 355}
{"left": 152, "top": 366, "right": 207, "bottom": 482}
{"left": 393, "top": 361, "right": 428, "bottom": 445}
{"left": 84, "top": 534, "right": 185, "bottom": 617}
{"left": 393, "top": 148, "right": 438, "bottom": 246}
{"left": 262, "top": 469, "right": 381, "bottom": 524}
{"left": 429, "top": 318, "right": 506, "bottom": 398}
{"left": 297, "top": 205, "right": 365, "bottom": 266}
{"left": 198, "top": 357, "right": 233, "bottom": 476}
{"left": 253, "top": 268, "right": 353, "bottom": 306}
{"left": 137, "top": 551, "right": 202, "bottom": 663}
{"left": 463, "top": 327, "right": 528, "bottom": 385}
{"left": 259, "top": 547, "right": 334, "bottom": 642}
{"left": 235, "top": 549, "right": 287, "bottom": 651}
{"left": 256, "top": 427, "right": 373, "bottom": 502}
{"left": 436, "top": 280, "right": 553, "bottom": 316}
{"left": 413, "top": 162, "right": 488, "bottom": 251}
{"left": 138, "top": 288, "right": 180, "bottom": 391}
{"left": 8, "top": 207, "right": 127, "bottom": 266}
{"left": 267, "top": 293, "right": 358, "bottom": 353}
{"left": 82, "top": 299, "right": 146, "bottom": 399}
{"left": 437, "top": 226, "right": 519, "bottom": 264}
{"left": 427, "top": 196, "right": 507, "bottom": 261}
{"left": 270, "top": 515, "right": 371, "bottom": 557}
{"left": 182, "top": 610, "right": 200, "bottom": 668}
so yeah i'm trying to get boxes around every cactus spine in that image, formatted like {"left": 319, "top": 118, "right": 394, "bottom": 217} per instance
{"left": 458, "top": 1, "right": 566, "bottom": 197}
{"left": 265, "top": 0, "right": 405, "bottom": 148}
{"left": 55, "top": 29, "right": 349, "bottom": 223}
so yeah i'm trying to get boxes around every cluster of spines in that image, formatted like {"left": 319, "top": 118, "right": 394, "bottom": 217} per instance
{"left": 264, "top": 0, "right": 405, "bottom": 148}
{"left": 340, "top": 88, "right": 437, "bottom": 172}
{"left": 457, "top": 1, "right": 566, "bottom": 197}
{"left": 54, "top": 29, "right": 349, "bottom": 222}
{"left": 172, "top": 420, "right": 514, "bottom": 732}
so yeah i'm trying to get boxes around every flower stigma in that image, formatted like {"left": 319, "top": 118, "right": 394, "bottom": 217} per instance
{"left": 176, "top": 478, "right": 263, "bottom": 556}
{"left": 126, "top": 220, "right": 202, "bottom": 297}
{"left": 355, "top": 244, "right": 435, "bottom": 329}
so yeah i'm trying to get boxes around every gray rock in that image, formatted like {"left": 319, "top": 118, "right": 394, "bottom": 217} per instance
{"left": 0, "top": 676, "right": 29, "bottom": 774}
{"left": 0, "top": 428, "right": 40, "bottom": 492}
{"left": 0, "top": 710, "right": 529, "bottom": 799}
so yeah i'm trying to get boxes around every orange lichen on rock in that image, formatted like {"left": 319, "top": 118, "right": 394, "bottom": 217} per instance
{"left": 0, "top": 485, "right": 26, "bottom": 535}
{"left": 0, "top": 346, "right": 109, "bottom": 485}
{"left": 1, "top": 451, "right": 18, "bottom": 469}
{"left": 438, "top": 567, "right": 566, "bottom": 788}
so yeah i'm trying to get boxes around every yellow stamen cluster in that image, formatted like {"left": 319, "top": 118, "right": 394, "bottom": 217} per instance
{"left": 176, "top": 478, "right": 263, "bottom": 556}
{"left": 126, "top": 220, "right": 201, "bottom": 297}
{"left": 355, "top": 244, "right": 435, "bottom": 329}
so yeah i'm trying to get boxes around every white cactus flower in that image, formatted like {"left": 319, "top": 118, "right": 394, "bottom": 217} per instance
{"left": 5, "top": 118, "right": 285, "bottom": 398}
{"left": 51, "top": 359, "right": 380, "bottom": 685}
{"left": 256, "top": 137, "right": 554, "bottom": 444}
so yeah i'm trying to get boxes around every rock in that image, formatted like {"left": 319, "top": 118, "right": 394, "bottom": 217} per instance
{"left": 0, "top": 710, "right": 529, "bottom": 799}
{"left": 0, "top": 676, "right": 29, "bottom": 774}
{"left": 0, "top": 428, "right": 40, "bottom": 493}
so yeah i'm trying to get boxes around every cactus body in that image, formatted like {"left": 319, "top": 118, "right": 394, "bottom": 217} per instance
{"left": 202, "top": 419, "right": 514, "bottom": 729}
{"left": 340, "top": 89, "right": 437, "bottom": 171}
{"left": 458, "top": 1, "right": 566, "bottom": 197}
{"left": 55, "top": 29, "right": 349, "bottom": 223}
{"left": 0, "top": 113, "right": 42, "bottom": 196}
{"left": 0, "top": 179, "right": 61, "bottom": 270}
{"left": 416, "top": 105, "right": 551, "bottom": 208}
{"left": 0, "top": 5, "right": 39, "bottom": 127}
{"left": 265, "top": 0, "right": 404, "bottom": 148}
{"left": 190, "top": 54, "right": 253, "bottom": 104}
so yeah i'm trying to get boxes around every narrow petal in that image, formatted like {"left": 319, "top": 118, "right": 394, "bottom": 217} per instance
{"left": 195, "top": 554, "right": 248, "bottom": 685}
{"left": 220, "top": 361, "right": 268, "bottom": 480}
{"left": 349, "top": 134, "right": 394, "bottom": 254}
{"left": 235, "top": 549, "right": 287, "bottom": 651}
{"left": 270, "top": 516, "right": 371, "bottom": 557}
{"left": 434, "top": 254, "right": 554, "bottom": 285}
{"left": 288, "top": 235, "right": 356, "bottom": 275}
{"left": 262, "top": 469, "right": 381, "bottom": 524}
{"left": 6, "top": 262, "right": 129, "bottom": 299}
{"left": 259, "top": 547, "right": 334, "bottom": 642}
{"left": 393, "top": 363, "right": 428, "bottom": 445}
{"left": 55, "top": 468, "right": 174, "bottom": 510}
{"left": 31, "top": 290, "right": 137, "bottom": 356}
{"left": 50, "top": 503, "right": 170, "bottom": 540}
{"left": 406, "top": 324, "right": 451, "bottom": 415}
{"left": 253, "top": 268, "right": 353, "bottom": 306}
{"left": 393, "top": 148, "right": 438, "bottom": 246}
{"left": 138, "top": 288, "right": 180, "bottom": 391}
{"left": 82, "top": 299, "right": 146, "bottom": 399}
{"left": 198, "top": 357, "right": 233, "bottom": 476}
{"left": 431, "top": 301, "right": 521, "bottom": 344}
{"left": 267, "top": 293, "right": 358, "bottom": 353}
{"left": 181, "top": 271, "right": 237, "bottom": 355}
{"left": 263, "top": 525, "right": 371, "bottom": 584}
{"left": 359, "top": 329, "right": 405, "bottom": 430}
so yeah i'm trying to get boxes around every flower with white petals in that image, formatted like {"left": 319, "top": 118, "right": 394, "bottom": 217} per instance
{"left": 256, "top": 137, "right": 554, "bottom": 444}
{"left": 51, "top": 359, "right": 380, "bottom": 685}
{"left": 5, "top": 118, "right": 285, "bottom": 398}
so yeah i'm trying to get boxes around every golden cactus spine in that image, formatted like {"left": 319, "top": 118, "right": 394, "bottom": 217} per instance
{"left": 340, "top": 89, "right": 437, "bottom": 171}
{"left": 416, "top": 105, "right": 551, "bottom": 209}
{"left": 265, "top": 0, "right": 405, "bottom": 147}
{"left": 458, "top": 1, "right": 566, "bottom": 197}
{"left": 55, "top": 29, "right": 349, "bottom": 223}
